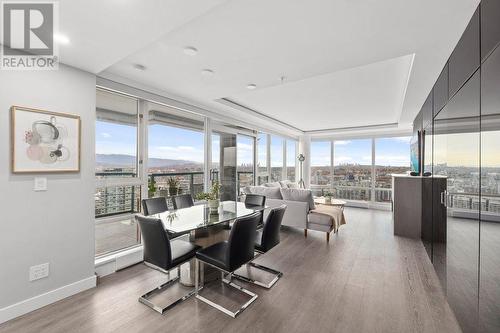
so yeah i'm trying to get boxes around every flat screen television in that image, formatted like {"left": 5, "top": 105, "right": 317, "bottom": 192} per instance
{"left": 410, "top": 130, "right": 421, "bottom": 174}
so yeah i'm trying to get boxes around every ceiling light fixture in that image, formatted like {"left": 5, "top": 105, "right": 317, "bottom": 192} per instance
{"left": 201, "top": 69, "right": 214, "bottom": 76}
{"left": 53, "top": 33, "right": 70, "bottom": 45}
{"left": 183, "top": 46, "right": 198, "bottom": 56}
{"left": 133, "top": 64, "right": 146, "bottom": 71}
{"left": 247, "top": 84, "right": 257, "bottom": 90}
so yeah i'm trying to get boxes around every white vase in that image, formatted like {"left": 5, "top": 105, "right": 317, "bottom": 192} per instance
{"left": 208, "top": 199, "right": 220, "bottom": 214}
{"left": 325, "top": 197, "right": 332, "bottom": 204}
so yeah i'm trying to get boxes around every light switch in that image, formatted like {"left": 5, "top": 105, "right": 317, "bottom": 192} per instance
{"left": 34, "top": 177, "right": 47, "bottom": 191}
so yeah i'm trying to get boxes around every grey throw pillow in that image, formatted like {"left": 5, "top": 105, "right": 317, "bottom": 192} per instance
{"left": 280, "top": 188, "right": 315, "bottom": 210}
{"left": 287, "top": 182, "right": 299, "bottom": 189}
{"left": 264, "top": 182, "right": 281, "bottom": 188}
{"left": 247, "top": 186, "right": 282, "bottom": 199}
{"left": 279, "top": 180, "right": 291, "bottom": 188}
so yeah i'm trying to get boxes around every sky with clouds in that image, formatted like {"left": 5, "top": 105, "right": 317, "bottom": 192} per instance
{"left": 96, "top": 121, "right": 410, "bottom": 167}
{"left": 311, "top": 137, "right": 411, "bottom": 167}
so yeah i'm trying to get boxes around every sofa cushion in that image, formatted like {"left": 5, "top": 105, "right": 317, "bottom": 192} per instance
{"left": 264, "top": 182, "right": 281, "bottom": 188}
{"left": 244, "top": 186, "right": 282, "bottom": 199}
{"left": 279, "top": 180, "right": 291, "bottom": 188}
{"left": 287, "top": 182, "right": 299, "bottom": 189}
{"left": 280, "top": 188, "right": 315, "bottom": 210}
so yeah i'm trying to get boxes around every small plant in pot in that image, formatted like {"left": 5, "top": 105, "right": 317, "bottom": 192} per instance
{"left": 167, "top": 177, "right": 181, "bottom": 196}
{"left": 148, "top": 178, "right": 157, "bottom": 198}
{"left": 324, "top": 191, "right": 333, "bottom": 204}
{"left": 195, "top": 181, "right": 221, "bottom": 214}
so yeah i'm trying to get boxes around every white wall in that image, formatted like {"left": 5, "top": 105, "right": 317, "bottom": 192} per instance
{"left": 0, "top": 65, "right": 97, "bottom": 323}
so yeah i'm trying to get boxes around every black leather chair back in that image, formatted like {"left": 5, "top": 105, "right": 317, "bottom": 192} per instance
{"left": 227, "top": 212, "right": 261, "bottom": 271}
{"left": 172, "top": 194, "right": 194, "bottom": 210}
{"left": 261, "top": 205, "right": 287, "bottom": 252}
{"left": 135, "top": 215, "right": 172, "bottom": 270}
{"left": 245, "top": 194, "right": 266, "bottom": 207}
{"left": 142, "top": 197, "right": 168, "bottom": 216}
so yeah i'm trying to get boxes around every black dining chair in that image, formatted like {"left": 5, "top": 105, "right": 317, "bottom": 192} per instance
{"left": 244, "top": 194, "right": 266, "bottom": 207}
{"left": 195, "top": 212, "right": 262, "bottom": 318}
{"left": 135, "top": 214, "right": 201, "bottom": 314}
{"left": 172, "top": 194, "right": 194, "bottom": 210}
{"left": 225, "top": 194, "right": 266, "bottom": 230}
{"left": 142, "top": 197, "right": 168, "bottom": 216}
{"left": 233, "top": 204, "right": 287, "bottom": 289}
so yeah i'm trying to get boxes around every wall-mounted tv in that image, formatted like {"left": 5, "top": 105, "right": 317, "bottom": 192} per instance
{"left": 410, "top": 130, "right": 421, "bottom": 174}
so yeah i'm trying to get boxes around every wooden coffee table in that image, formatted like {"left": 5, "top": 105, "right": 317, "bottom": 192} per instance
{"left": 314, "top": 197, "right": 346, "bottom": 210}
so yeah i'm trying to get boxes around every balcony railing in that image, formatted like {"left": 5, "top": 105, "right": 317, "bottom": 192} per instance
{"left": 95, "top": 171, "right": 254, "bottom": 218}
{"left": 310, "top": 184, "right": 392, "bottom": 203}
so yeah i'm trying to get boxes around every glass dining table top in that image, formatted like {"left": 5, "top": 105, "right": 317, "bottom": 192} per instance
{"left": 153, "top": 201, "right": 266, "bottom": 234}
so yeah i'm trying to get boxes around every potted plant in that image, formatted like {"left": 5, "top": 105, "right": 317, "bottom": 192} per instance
{"left": 324, "top": 191, "right": 333, "bottom": 204}
{"left": 167, "top": 177, "right": 181, "bottom": 196}
{"left": 195, "top": 181, "right": 221, "bottom": 214}
{"left": 148, "top": 177, "right": 157, "bottom": 198}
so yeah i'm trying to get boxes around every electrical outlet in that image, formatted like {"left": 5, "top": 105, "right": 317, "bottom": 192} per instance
{"left": 29, "top": 263, "right": 49, "bottom": 281}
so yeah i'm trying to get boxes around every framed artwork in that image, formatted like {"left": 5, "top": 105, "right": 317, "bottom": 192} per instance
{"left": 11, "top": 106, "right": 81, "bottom": 173}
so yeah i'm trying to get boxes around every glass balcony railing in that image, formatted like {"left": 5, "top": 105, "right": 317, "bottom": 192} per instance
{"left": 95, "top": 171, "right": 254, "bottom": 218}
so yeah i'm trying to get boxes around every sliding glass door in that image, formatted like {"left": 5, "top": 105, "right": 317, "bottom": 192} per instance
{"left": 211, "top": 130, "right": 237, "bottom": 201}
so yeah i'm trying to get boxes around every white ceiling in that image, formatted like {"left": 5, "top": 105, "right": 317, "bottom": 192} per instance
{"left": 57, "top": 0, "right": 480, "bottom": 134}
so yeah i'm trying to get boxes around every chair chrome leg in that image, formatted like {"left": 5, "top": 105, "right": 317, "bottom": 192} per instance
{"left": 233, "top": 261, "right": 283, "bottom": 289}
{"left": 138, "top": 274, "right": 196, "bottom": 314}
{"left": 195, "top": 262, "right": 258, "bottom": 318}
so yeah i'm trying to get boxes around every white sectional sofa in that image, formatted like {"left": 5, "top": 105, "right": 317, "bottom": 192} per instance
{"left": 244, "top": 181, "right": 344, "bottom": 242}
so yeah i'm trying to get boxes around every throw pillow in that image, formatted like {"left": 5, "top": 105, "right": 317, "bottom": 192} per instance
{"left": 280, "top": 188, "right": 316, "bottom": 210}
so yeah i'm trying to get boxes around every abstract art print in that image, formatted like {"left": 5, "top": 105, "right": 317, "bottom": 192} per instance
{"left": 11, "top": 106, "right": 81, "bottom": 173}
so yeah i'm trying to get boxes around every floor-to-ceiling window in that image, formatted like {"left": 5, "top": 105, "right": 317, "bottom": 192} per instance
{"left": 308, "top": 136, "right": 411, "bottom": 205}
{"left": 286, "top": 140, "right": 297, "bottom": 182}
{"left": 148, "top": 103, "right": 205, "bottom": 201}
{"left": 333, "top": 139, "right": 372, "bottom": 201}
{"left": 237, "top": 135, "right": 254, "bottom": 193}
{"left": 310, "top": 141, "right": 331, "bottom": 195}
{"left": 95, "top": 88, "right": 141, "bottom": 257}
{"left": 257, "top": 133, "right": 269, "bottom": 184}
{"left": 374, "top": 137, "right": 411, "bottom": 202}
{"left": 270, "top": 135, "right": 284, "bottom": 182}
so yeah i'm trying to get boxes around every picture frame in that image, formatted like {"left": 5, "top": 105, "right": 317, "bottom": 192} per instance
{"left": 11, "top": 106, "right": 81, "bottom": 173}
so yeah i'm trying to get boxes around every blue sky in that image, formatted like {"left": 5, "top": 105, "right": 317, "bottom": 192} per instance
{"left": 96, "top": 121, "right": 410, "bottom": 167}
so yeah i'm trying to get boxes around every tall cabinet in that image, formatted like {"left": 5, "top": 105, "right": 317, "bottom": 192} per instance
{"left": 413, "top": 1, "right": 500, "bottom": 332}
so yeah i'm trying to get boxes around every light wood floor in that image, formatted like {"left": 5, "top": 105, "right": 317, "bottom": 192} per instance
{"left": 0, "top": 208, "right": 462, "bottom": 333}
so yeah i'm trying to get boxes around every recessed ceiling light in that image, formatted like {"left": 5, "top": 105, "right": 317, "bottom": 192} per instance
{"left": 53, "top": 33, "right": 70, "bottom": 45}
{"left": 247, "top": 84, "right": 257, "bottom": 90}
{"left": 201, "top": 69, "right": 214, "bottom": 76}
{"left": 133, "top": 64, "right": 146, "bottom": 71}
{"left": 183, "top": 46, "right": 198, "bottom": 56}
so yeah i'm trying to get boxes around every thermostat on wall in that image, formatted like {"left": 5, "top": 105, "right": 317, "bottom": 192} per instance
{"left": 34, "top": 177, "right": 47, "bottom": 191}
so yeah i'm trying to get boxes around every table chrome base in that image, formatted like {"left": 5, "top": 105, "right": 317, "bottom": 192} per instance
{"left": 233, "top": 262, "right": 283, "bottom": 289}
{"left": 139, "top": 265, "right": 196, "bottom": 314}
{"left": 195, "top": 260, "right": 258, "bottom": 318}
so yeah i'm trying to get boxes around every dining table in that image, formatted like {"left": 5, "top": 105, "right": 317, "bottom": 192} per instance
{"left": 152, "top": 200, "right": 267, "bottom": 286}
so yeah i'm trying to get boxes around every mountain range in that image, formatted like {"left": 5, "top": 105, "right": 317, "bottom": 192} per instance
{"left": 96, "top": 154, "right": 200, "bottom": 168}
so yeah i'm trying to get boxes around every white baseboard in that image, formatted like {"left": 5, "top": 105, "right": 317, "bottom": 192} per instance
{"left": 0, "top": 275, "right": 97, "bottom": 325}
